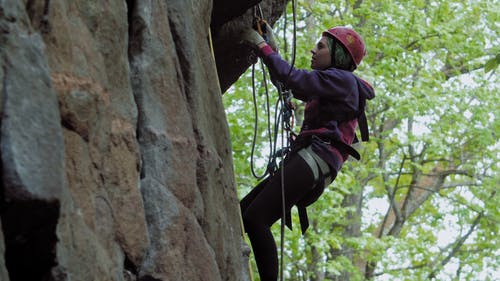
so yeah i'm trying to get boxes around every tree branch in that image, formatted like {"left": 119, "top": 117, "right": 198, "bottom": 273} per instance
{"left": 442, "top": 61, "right": 486, "bottom": 80}
{"left": 405, "top": 33, "right": 441, "bottom": 50}
{"left": 390, "top": 154, "right": 407, "bottom": 222}
{"left": 427, "top": 190, "right": 496, "bottom": 279}
{"left": 373, "top": 263, "right": 429, "bottom": 277}
{"left": 441, "top": 182, "right": 481, "bottom": 189}
{"left": 427, "top": 211, "right": 484, "bottom": 280}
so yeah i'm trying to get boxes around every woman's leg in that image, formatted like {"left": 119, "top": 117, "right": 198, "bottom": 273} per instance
{"left": 241, "top": 154, "right": 316, "bottom": 281}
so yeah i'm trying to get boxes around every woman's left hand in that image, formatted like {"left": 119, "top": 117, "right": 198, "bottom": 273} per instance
{"left": 241, "top": 28, "right": 266, "bottom": 48}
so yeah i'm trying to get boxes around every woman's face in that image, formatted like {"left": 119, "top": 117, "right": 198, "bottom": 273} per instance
{"left": 311, "top": 36, "right": 331, "bottom": 70}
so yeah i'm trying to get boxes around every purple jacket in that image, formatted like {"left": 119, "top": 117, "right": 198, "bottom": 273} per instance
{"left": 260, "top": 45, "right": 375, "bottom": 170}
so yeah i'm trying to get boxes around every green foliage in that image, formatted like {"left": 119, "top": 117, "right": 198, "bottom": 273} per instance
{"left": 484, "top": 53, "right": 500, "bottom": 73}
{"left": 224, "top": 0, "right": 499, "bottom": 280}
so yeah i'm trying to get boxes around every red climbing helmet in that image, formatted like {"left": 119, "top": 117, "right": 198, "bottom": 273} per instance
{"left": 323, "top": 27, "right": 366, "bottom": 68}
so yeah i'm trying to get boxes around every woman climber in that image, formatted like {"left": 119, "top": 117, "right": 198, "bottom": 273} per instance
{"left": 240, "top": 23, "right": 375, "bottom": 281}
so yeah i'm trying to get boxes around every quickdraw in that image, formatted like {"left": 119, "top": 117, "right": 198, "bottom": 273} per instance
{"left": 253, "top": 5, "right": 267, "bottom": 38}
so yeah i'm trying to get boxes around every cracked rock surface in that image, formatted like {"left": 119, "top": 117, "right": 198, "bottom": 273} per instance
{"left": 0, "top": 0, "right": 286, "bottom": 280}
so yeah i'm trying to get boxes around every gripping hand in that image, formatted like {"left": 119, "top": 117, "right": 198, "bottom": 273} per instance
{"left": 241, "top": 28, "right": 266, "bottom": 48}
{"left": 264, "top": 23, "right": 278, "bottom": 52}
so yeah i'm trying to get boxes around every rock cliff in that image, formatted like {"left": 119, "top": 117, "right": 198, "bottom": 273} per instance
{"left": 0, "top": 0, "right": 285, "bottom": 280}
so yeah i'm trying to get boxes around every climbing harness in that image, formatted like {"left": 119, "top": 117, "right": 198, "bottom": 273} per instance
{"left": 297, "top": 146, "right": 333, "bottom": 188}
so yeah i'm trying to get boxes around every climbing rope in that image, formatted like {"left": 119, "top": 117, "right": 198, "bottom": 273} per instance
{"left": 249, "top": 1, "right": 297, "bottom": 179}
{"left": 285, "top": 0, "right": 298, "bottom": 84}
{"left": 250, "top": 60, "right": 274, "bottom": 180}
{"left": 278, "top": 1, "right": 297, "bottom": 280}
{"left": 278, "top": 84, "right": 290, "bottom": 281}
{"left": 248, "top": 2, "right": 298, "bottom": 281}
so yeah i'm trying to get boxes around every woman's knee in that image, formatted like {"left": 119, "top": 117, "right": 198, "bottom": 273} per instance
{"left": 242, "top": 209, "right": 270, "bottom": 234}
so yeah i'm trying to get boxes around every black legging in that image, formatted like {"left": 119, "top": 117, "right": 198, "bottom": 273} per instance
{"left": 240, "top": 153, "right": 318, "bottom": 281}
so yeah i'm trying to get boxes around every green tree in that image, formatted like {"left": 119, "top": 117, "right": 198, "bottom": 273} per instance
{"left": 224, "top": 0, "right": 499, "bottom": 280}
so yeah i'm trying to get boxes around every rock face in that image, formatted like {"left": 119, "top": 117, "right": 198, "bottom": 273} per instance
{"left": 0, "top": 0, "right": 286, "bottom": 280}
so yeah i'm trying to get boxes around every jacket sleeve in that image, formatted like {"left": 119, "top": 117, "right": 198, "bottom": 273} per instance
{"left": 261, "top": 48, "right": 358, "bottom": 105}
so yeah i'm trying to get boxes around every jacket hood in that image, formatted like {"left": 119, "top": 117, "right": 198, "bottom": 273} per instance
{"left": 356, "top": 76, "right": 375, "bottom": 100}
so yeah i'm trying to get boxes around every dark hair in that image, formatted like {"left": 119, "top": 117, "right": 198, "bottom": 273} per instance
{"left": 326, "top": 36, "right": 355, "bottom": 71}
